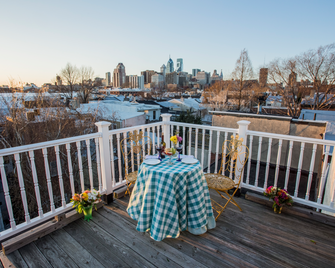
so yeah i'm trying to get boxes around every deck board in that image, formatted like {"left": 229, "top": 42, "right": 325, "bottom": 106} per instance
{"left": 2, "top": 192, "right": 335, "bottom": 268}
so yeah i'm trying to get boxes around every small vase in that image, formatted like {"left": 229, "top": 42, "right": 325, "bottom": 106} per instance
{"left": 273, "top": 206, "right": 282, "bottom": 214}
{"left": 82, "top": 205, "right": 93, "bottom": 221}
{"left": 168, "top": 155, "right": 173, "bottom": 165}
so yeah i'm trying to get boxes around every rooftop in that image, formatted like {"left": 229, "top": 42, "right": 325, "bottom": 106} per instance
{"left": 2, "top": 192, "right": 334, "bottom": 267}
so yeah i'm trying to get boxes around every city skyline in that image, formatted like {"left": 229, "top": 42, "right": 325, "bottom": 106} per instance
{"left": 1, "top": 0, "right": 335, "bottom": 86}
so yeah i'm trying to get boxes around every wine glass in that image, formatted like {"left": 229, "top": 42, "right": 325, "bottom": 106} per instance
{"left": 165, "top": 150, "right": 173, "bottom": 165}
{"left": 176, "top": 146, "right": 182, "bottom": 161}
{"left": 155, "top": 145, "right": 162, "bottom": 160}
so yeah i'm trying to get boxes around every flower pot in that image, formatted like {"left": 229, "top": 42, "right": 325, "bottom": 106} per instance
{"left": 82, "top": 205, "right": 93, "bottom": 221}
{"left": 273, "top": 206, "right": 282, "bottom": 214}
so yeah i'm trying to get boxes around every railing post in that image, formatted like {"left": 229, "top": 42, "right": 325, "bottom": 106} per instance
{"left": 95, "top": 121, "right": 113, "bottom": 203}
{"left": 161, "top": 114, "right": 172, "bottom": 148}
{"left": 237, "top": 120, "right": 250, "bottom": 187}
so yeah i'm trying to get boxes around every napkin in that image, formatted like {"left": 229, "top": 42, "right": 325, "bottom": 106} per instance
{"left": 145, "top": 155, "right": 160, "bottom": 159}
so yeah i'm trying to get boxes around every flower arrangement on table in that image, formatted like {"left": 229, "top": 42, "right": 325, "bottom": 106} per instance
{"left": 170, "top": 132, "right": 183, "bottom": 161}
{"left": 71, "top": 189, "right": 102, "bottom": 221}
{"left": 170, "top": 133, "right": 183, "bottom": 145}
{"left": 264, "top": 186, "right": 293, "bottom": 214}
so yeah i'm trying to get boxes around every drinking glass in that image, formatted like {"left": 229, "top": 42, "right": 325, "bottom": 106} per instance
{"left": 176, "top": 146, "right": 182, "bottom": 161}
{"left": 155, "top": 145, "right": 162, "bottom": 160}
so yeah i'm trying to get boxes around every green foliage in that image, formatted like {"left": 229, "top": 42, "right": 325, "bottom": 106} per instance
{"left": 175, "top": 110, "right": 202, "bottom": 124}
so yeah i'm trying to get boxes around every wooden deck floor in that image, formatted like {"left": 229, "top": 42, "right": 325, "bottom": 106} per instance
{"left": 2, "top": 191, "right": 335, "bottom": 268}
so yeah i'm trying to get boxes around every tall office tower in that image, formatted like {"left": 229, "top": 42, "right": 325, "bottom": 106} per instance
{"left": 160, "top": 64, "right": 166, "bottom": 78}
{"left": 141, "top": 70, "right": 155, "bottom": 84}
{"left": 105, "top": 72, "right": 111, "bottom": 86}
{"left": 220, "top": 69, "right": 223, "bottom": 78}
{"left": 192, "top": 69, "right": 201, "bottom": 77}
{"left": 259, "top": 68, "right": 268, "bottom": 87}
{"left": 166, "top": 57, "right": 174, "bottom": 74}
{"left": 176, "top": 58, "right": 183, "bottom": 72}
{"left": 113, "top": 63, "right": 126, "bottom": 88}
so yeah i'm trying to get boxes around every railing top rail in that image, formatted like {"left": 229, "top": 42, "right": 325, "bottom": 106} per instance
{"left": 108, "top": 122, "right": 164, "bottom": 136}
{"left": 247, "top": 130, "right": 335, "bottom": 146}
{"left": 168, "top": 121, "right": 239, "bottom": 133}
{"left": 0, "top": 132, "right": 102, "bottom": 156}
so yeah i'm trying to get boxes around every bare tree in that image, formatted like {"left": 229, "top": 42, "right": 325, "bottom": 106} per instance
{"left": 231, "top": 49, "right": 254, "bottom": 110}
{"left": 267, "top": 58, "right": 302, "bottom": 117}
{"left": 57, "top": 63, "right": 79, "bottom": 99}
{"left": 78, "top": 66, "right": 95, "bottom": 103}
{"left": 296, "top": 43, "right": 335, "bottom": 110}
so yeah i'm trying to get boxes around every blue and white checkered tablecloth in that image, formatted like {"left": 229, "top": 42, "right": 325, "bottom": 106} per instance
{"left": 127, "top": 157, "right": 216, "bottom": 241}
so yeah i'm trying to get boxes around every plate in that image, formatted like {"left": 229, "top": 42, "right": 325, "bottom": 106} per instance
{"left": 181, "top": 158, "right": 198, "bottom": 164}
{"left": 144, "top": 159, "right": 161, "bottom": 165}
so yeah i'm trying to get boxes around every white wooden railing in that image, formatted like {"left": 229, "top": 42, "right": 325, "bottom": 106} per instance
{"left": 0, "top": 114, "right": 335, "bottom": 241}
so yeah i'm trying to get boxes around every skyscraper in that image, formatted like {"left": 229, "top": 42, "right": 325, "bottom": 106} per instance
{"left": 113, "top": 63, "right": 126, "bottom": 88}
{"left": 160, "top": 64, "right": 166, "bottom": 78}
{"left": 166, "top": 57, "right": 174, "bottom": 74}
{"left": 192, "top": 69, "right": 201, "bottom": 77}
{"left": 176, "top": 58, "right": 183, "bottom": 72}
{"left": 105, "top": 72, "right": 111, "bottom": 86}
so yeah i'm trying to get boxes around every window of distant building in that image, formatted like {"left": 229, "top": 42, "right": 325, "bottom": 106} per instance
{"left": 153, "top": 111, "right": 156, "bottom": 120}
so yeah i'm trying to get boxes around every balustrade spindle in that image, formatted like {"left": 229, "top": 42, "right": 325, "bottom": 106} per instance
{"left": 141, "top": 127, "right": 145, "bottom": 158}
{"left": 195, "top": 128, "right": 199, "bottom": 159}
{"left": 76, "top": 141, "right": 85, "bottom": 192}
{"left": 0, "top": 156, "right": 16, "bottom": 229}
{"left": 109, "top": 135, "right": 116, "bottom": 186}
{"left": 85, "top": 140, "right": 94, "bottom": 191}
{"left": 152, "top": 126, "right": 156, "bottom": 155}
{"left": 65, "top": 144, "right": 75, "bottom": 196}
{"left": 94, "top": 138, "right": 102, "bottom": 192}
{"left": 317, "top": 145, "right": 330, "bottom": 204}
{"left": 229, "top": 133, "right": 235, "bottom": 179}
{"left": 55, "top": 146, "right": 66, "bottom": 207}
{"left": 214, "top": 131, "right": 220, "bottom": 174}
{"left": 123, "top": 132, "right": 128, "bottom": 175}
{"left": 130, "top": 131, "right": 135, "bottom": 173}
{"left": 294, "top": 142, "right": 305, "bottom": 197}
{"left": 28, "top": 151, "right": 43, "bottom": 217}
{"left": 246, "top": 135, "right": 253, "bottom": 185}
{"left": 14, "top": 153, "right": 30, "bottom": 223}
{"left": 207, "top": 130, "right": 213, "bottom": 173}
{"left": 182, "top": 126, "right": 186, "bottom": 155}
{"left": 188, "top": 127, "right": 192, "bottom": 155}
{"left": 263, "top": 138, "right": 273, "bottom": 189}
{"left": 116, "top": 133, "right": 123, "bottom": 183}
{"left": 274, "top": 139, "right": 283, "bottom": 188}
{"left": 255, "top": 136, "right": 263, "bottom": 187}
{"left": 305, "top": 144, "right": 317, "bottom": 200}
{"left": 284, "top": 141, "right": 294, "bottom": 190}
{"left": 201, "top": 129, "right": 205, "bottom": 168}
{"left": 42, "top": 148, "right": 55, "bottom": 212}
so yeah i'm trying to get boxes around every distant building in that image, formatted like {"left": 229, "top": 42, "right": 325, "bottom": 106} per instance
{"left": 166, "top": 57, "right": 174, "bottom": 74}
{"left": 160, "top": 64, "right": 166, "bottom": 78}
{"left": 105, "top": 72, "right": 111, "bottom": 86}
{"left": 196, "top": 71, "right": 210, "bottom": 84}
{"left": 151, "top": 73, "right": 165, "bottom": 88}
{"left": 129, "top": 75, "right": 144, "bottom": 90}
{"left": 141, "top": 70, "right": 155, "bottom": 84}
{"left": 56, "top": 76, "right": 62, "bottom": 86}
{"left": 289, "top": 71, "right": 297, "bottom": 86}
{"left": 210, "top": 69, "right": 222, "bottom": 84}
{"left": 259, "top": 68, "right": 268, "bottom": 87}
{"left": 113, "top": 63, "right": 126, "bottom": 88}
{"left": 176, "top": 58, "right": 183, "bottom": 72}
{"left": 166, "top": 72, "right": 179, "bottom": 85}
{"left": 192, "top": 69, "right": 201, "bottom": 77}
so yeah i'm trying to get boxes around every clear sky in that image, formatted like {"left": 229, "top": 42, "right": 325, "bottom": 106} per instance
{"left": 1, "top": 0, "right": 334, "bottom": 86}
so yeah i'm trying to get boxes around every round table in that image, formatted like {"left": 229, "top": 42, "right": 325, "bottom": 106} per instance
{"left": 127, "top": 157, "right": 216, "bottom": 241}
